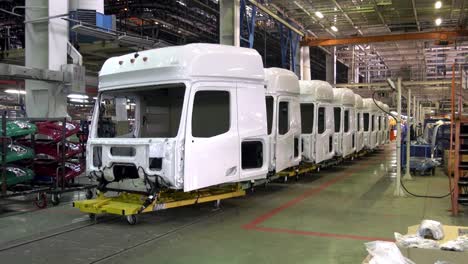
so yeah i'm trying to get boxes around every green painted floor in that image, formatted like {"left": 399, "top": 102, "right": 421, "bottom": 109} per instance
{"left": 0, "top": 144, "right": 466, "bottom": 264}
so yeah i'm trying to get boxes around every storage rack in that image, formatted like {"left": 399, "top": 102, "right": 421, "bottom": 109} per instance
{"left": 0, "top": 114, "right": 95, "bottom": 208}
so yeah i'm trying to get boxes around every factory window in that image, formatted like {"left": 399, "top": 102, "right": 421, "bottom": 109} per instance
{"left": 97, "top": 84, "right": 185, "bottom": 138}
{"left": 278, "top": 101, "right": 289, "bottom": 135}
{"left": 192, "top": 91, "right": 230, "bottom": 138}
{"left": 344, "top": 110, "right": 350, "bottom": 133}
{"left": 266, "top": 96, "right": 274, "bottom": 135}
{"left": 318, "top": 107, "right": 325, "bottom": 134}
{"left": 300, "top": 103, "right": 314, "bottom": 134}
{"left": 357, "top": 113, "right": 361, "bottom": 131}
{"left": 363, "top": 113, "right": 369, "bottom": 131}
{"left": 334, "top": 107, "right": 341, "bottom": 133}
{"left": 371, "top": 115, "right": 375, "bottom": 131}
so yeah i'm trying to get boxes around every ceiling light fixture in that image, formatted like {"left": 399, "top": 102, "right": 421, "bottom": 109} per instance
{"left": 315, "top": 11, "right": 324, "bottom": 19}
{"left": 67, "top": 94, "right": 88, "bottom": 99}
{"left": 331, "top": 26, "right": 338, "bottom": 32}
{"left": 435, "top": 18, "right": 442, "bottom": 26}
{"left": 4, "top": 89, "right": 26, "bottom": 95}
{"left": 435, "top": 1, "right": 442, "bottom": 9}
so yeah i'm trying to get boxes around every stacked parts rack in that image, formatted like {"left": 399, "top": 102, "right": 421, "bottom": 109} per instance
{"left": 0, "top": 114, "right": 95, "bottom": 208}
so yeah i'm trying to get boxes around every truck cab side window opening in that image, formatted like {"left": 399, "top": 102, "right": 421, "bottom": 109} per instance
{"left": 300, "top": 103, "right": 314, "bottom": 134}
{"left": 241, "top": 141, "right": 263, "bottom": 169}
{"left": 318, "top": 107, "right": 325, "bottom": 134}
{"left": 344, "top": 110, "right": 349, "bottom": 133}
{"left": 334, "top": 107, "right": 341, "bottom": 133}
{"left": 266, "top": 96, "right": 274, "bottom": 135}
{"left": 192, "top": 90, "right": 230, "bottom": 138}
{"left": 371, "top": 115, "right": 375, "bottom": 131}
{"left": 97, "top": 84, "right": 186, "bottom": 139}
{"left": 278, "top": 101, "right": 289, "bottom": 135}
{"left": 357, "top": 113, "right": 361, "bottom": 131}
{"left": 363, "top": 113, "right": 369, "bottom": 131}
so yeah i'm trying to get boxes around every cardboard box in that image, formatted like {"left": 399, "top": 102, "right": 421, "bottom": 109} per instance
{"left": 399, "top": 225, "right": 468, "bottom": 264}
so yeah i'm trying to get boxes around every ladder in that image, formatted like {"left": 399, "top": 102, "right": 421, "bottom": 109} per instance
{"left": 452, "top": 119, "right": 468, "bottom": 215}
{"left": 450, "top": 63, "right": 468, "bottom": 215}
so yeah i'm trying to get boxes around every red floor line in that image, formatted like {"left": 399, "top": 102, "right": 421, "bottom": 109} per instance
{"left": 249, "top": 226, "right": 393, "bottom": 242}
{"left": 243, "top": 160, "right": 376, "bottom": 229}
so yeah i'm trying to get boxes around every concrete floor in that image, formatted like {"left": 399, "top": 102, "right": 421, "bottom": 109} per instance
{"left": 0, "top": 144, "right": 466, "bottom": 264}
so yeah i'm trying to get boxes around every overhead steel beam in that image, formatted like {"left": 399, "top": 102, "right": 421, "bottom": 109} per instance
{"left": 301, "top": 30, "right": 468, "bottom": 46}
{"left": 335, "top": 80, "right": 454, "bottom": 88}
{"left": 247, "top": 0, "right": 303, "bottom": 36}
{"left": 410, "top": 0, "right": 421, "bottom": 32}
{"left": 0, "top": 63, "right": 65, "bottom": 82}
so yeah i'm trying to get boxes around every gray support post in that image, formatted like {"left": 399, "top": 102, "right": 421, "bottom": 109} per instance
{"left": 220, "top": 0, "right": 240, "bottom": 47}
{"left": 403, "top": 88, "right": 413, "bottom": 180}
{"left": 326, "top": 46, "right": 336, "bottom": 85}
{"left": 25, "top": 0, "right": 68, "bottom": 118}
{"left": 394, "top": 77, "right": 405, "bottom": 196}
{"left": 300, "top": 46, "right": 311, "bottom": 80}
{"left": 413, "top": 96, "right": 417, "bottom": 136}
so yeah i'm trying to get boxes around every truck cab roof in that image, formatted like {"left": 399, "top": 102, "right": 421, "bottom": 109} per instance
{"left": 99, "top": 43, "right": 265, "bottom": 90}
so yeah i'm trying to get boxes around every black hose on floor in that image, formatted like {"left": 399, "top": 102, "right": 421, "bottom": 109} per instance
{"left": 400, "top": 178, "right": 453, "bottom": 199}
{"left": 370, "top": 91, "right": 454, "bottom": 199}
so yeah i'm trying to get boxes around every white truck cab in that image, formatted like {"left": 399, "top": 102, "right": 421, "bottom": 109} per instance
{"left": 362, "top": 98, "right": 378, "bottom": 150}
{"left": 264, "top": 68, "right": 301, "bottom": 173}
{"left": 88, "top": 44, "right": 269, "bottom": 193}
{"left": 299, "top": 80, "right": 335, "bottom": 164}
{"left": 354, "top": 94, "right": 364, "bottom": 153}
{"left": 375, "top": 100, "right": 385, "bottom": 146}
{"left": 363, "top": 98, "right": 378, "bottom": 150}
{"left": 332, "top": 88, "right": 356, "bottom": 158}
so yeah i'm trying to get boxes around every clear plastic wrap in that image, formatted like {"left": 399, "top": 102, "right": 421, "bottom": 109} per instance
{"left": 365, "top": 241, "right": 416, "bottom": 264}
{"left": 394, "top": 232, "right": 439, "bottom": 249}
{"left": 440, "top": 235, "right": 468, "bottom": 252}
{"left": 417, "top": 220, "right": 445, "bottom": 240}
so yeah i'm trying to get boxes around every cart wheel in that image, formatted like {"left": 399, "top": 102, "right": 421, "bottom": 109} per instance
{"left": 34, "top": 192, "right": 47, "bottom": 209}
{"left": 89, "top": 213, "right": 96, "bottom": 221}
{"left": 125, "top": 215, "right": 138, "bottom": 225}
{"left": 85, "top": 189, "right": 94, "bottom": 199}
{"left": 51, "top": 193, "right": 61, "bottom": 206}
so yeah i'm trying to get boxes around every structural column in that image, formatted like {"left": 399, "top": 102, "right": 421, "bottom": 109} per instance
{"left": 403, "top": 88, "right": 412, "bottom": 180}
{"left": 395, "top": 77, "right": 405, "bottom": 196}
{"left": 300, "top": 46, "right": 311, "bottom": 80}
{"left": 413, "top": 96, "right": 417, "bottom": 136}
{"left": 25, "top": 0, "right": 68, "bottom": 118}
{"left": 220, "top": 0, "right": 240, "bottom": 47}
{"left": 326, "top": 46, "right": 336, "bottom": 85}
{"left": 347, "top": 45, "right": 359, "bottom": 83}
